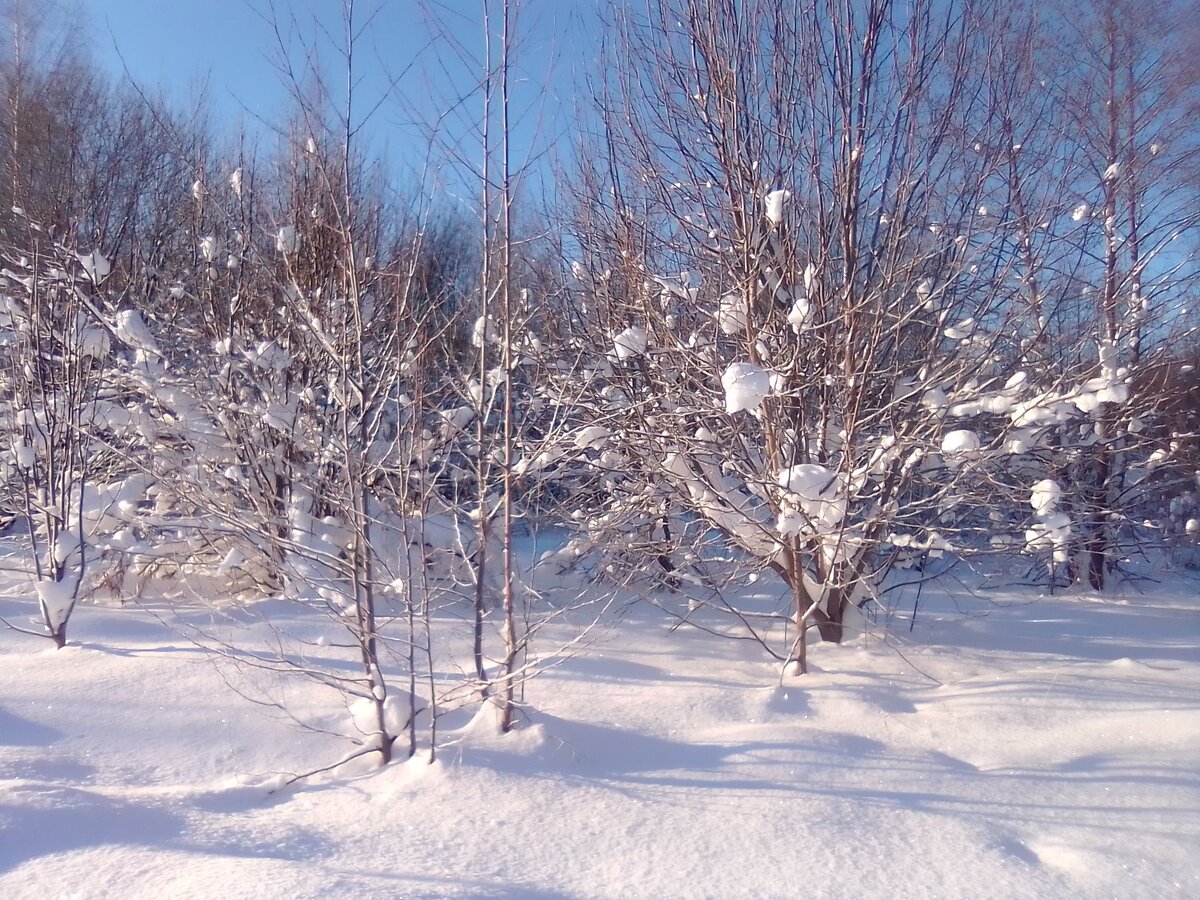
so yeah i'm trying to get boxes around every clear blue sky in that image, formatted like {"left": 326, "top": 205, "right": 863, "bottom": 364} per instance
{"left": 83, "top": 0, "right": 602, "bottom": 198}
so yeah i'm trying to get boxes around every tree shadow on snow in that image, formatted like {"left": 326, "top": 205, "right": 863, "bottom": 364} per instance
{"left": 448, "top": 711, "right": 905, "bottom": 804}
{"left": 548, "top": 653, "right": 748, "bottom": 690}
{"left": 0, "top": 707, "right": 62, "bottom": 747}
{"left": 0, "top": 785, "right": 187, "bottom": 874}
{"left": 918, "top": 597, "right": 1200, "bottom": 665}
{"left": 321, "top": 869, "right": 573, "bottom": 899}
{"left": 0, "top": 783, "right": 337, "bottom": 874}
{"left": 451, "top": 712, "right": 741, "bottom": 781}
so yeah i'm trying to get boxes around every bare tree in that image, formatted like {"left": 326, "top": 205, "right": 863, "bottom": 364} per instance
{"left": 1046, "top": 0, "right": 1200, "bottom": 587}
{"left": 0, "top": 219, "right": 155, "bottom": 646}
{"left": 561, "top": 0, "right": 1118, "bottom": 670}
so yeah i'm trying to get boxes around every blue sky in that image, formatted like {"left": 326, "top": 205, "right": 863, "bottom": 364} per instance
{"left": 84, "top": 0, "right": 601, "bottom": 196}
{"left": 86, "top": 0, "right": 291, "bottom": 122}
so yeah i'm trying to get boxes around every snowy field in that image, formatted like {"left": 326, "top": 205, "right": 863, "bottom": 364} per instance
{"left": 2, "top": 567, "right": 1198, "bottom": 899}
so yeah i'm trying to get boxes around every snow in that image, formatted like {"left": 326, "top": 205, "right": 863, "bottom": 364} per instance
{"left": 199, "top": 236, "right": 219, "bottom": 262}
{"left": 348, "top": 693, "right": 412, "bottom": 742}
{"left": 76, "top": 250, "right": 111, "bottom": 284}
{"left": 716, "top": 293, "right": 748, "bottom": 335}
{"left": 915, "top": 277, "right": 935, "bottom": 309}
{"left": 1006, "top": 427, "right": 1040, "bottom": 455}
{"left": 940, "top": 429, "right": 981, "bottom": 456}
{"left": 803, "top": 262, "right": 817, "bottom": 294}
{"left": 943, "top": 317, "right": 977, "bottom": 340}
{"left": 1, "top": 568, "right": 1196, "bottom": 899}
{"left": 113, "top": 309, "right": 161, "bottom": 357}
{"left": 573, "top": 425, "right": 610, "bottom": 451}
{"left": 722, "top": 361, "right": 771, "bottom": 413}
{"left": 776, "top": 462, "right": 846, "bottom": 532}
{"left": 1027, "top": 479, "right": 1071, "bottom": 561}
{"left": 76, "top": 474, "right": 155, "bottom": 538}
{"left": 763, "top": 188, "right": 791, "bottom": 225}
{"left": 78, "top": 325, "right": 111, "bottom": 358}
{"left": 776, "top": 506, "right": 807, "bottom": 538}
{"left": 242, "top": 340, "right": 291, "bottom": 372}
{"left": 787, "top": 296, "right": 811, "bottom": 332}
{"left": 614, "top": 328, "right": 652, "bottom": 362}
{"left": 921, "top": 387, "right": 949, "bottom": 411}
{"left": 1030, "top": 478, "right": 1063, "bottom": 516}
{"left": 1026, "top": 511, "right": 1072, "bottom": 562}
{"left": 13, "top": 443, "right": 34, "bottom": 469}
{"left": 612, "top": 325, "right": 648, "bottom": 361}
{"left": 275, "top": 226, "right": 300, "bottom": 255}
{"left": 262, "top": 401, "right": 295, "bottom": 431}
{"left": 32, "top": 578, "right": 75, "bottom": 631}
{"left": 471, "top": 315, "right": 496, "bottom": 348}
{"left": 437, "top": 405, "right": 474, "bottom": 436}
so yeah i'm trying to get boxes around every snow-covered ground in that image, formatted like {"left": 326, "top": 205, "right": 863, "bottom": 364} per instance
{"left": 2, "top": 567, "right": 1198, "bottom": 899}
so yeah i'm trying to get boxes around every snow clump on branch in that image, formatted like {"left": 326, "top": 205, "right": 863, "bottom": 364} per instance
{"left": 613, "top": 325, "right": 648, "bottom": 361}
{"left": 764, "top": 189, "right": 791, "bottom": 226}
{"left": 722, "top": 362, "right": 771, "bottom": 413}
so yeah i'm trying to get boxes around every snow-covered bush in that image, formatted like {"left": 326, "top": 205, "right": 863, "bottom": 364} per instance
{"left": 0, "top": 226, "right": 158, "bottom": 646}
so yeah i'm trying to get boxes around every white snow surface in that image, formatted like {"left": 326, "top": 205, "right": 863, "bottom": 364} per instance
{"left": 199, "top": 236, "right": 220, "bottom": 263}
{"left": 32, "top": 579, "right": 75, "bottom": 631}
{"left": 77, "top": 325, "right": 111, "bottom": 358}
{"left": 573, "top": 425, "right": 610, "bottom": 451}
{"left": 776, "top": 463, "right": 846, "bottom": 534}
{"left": 0, "top": 560, "right": 1198, "bottom": 898}
{"left": 787, "top": 296, "right": 811, "bottom": 333}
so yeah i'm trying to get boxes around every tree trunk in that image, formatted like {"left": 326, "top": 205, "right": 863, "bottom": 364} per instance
{"left": 812, "top": 603, "right": 845, "bottom": 644}
{"left": 791, "top": 579, "right": 809, "bottom": 675}
{"left": 1085, "top": 444, "right": 1111, "bottom": 591}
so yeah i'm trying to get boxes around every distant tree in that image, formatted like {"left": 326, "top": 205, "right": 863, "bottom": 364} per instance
{"left": 1045, "top": 0, "right": 1200, "bottom": 587}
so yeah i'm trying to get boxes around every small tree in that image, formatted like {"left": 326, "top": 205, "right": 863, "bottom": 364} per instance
{"left": 562, "top": 0, "right": 1109, "bottom": 671}
{"left": 0, "top": 223, "right": 154, "bottom": 646}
